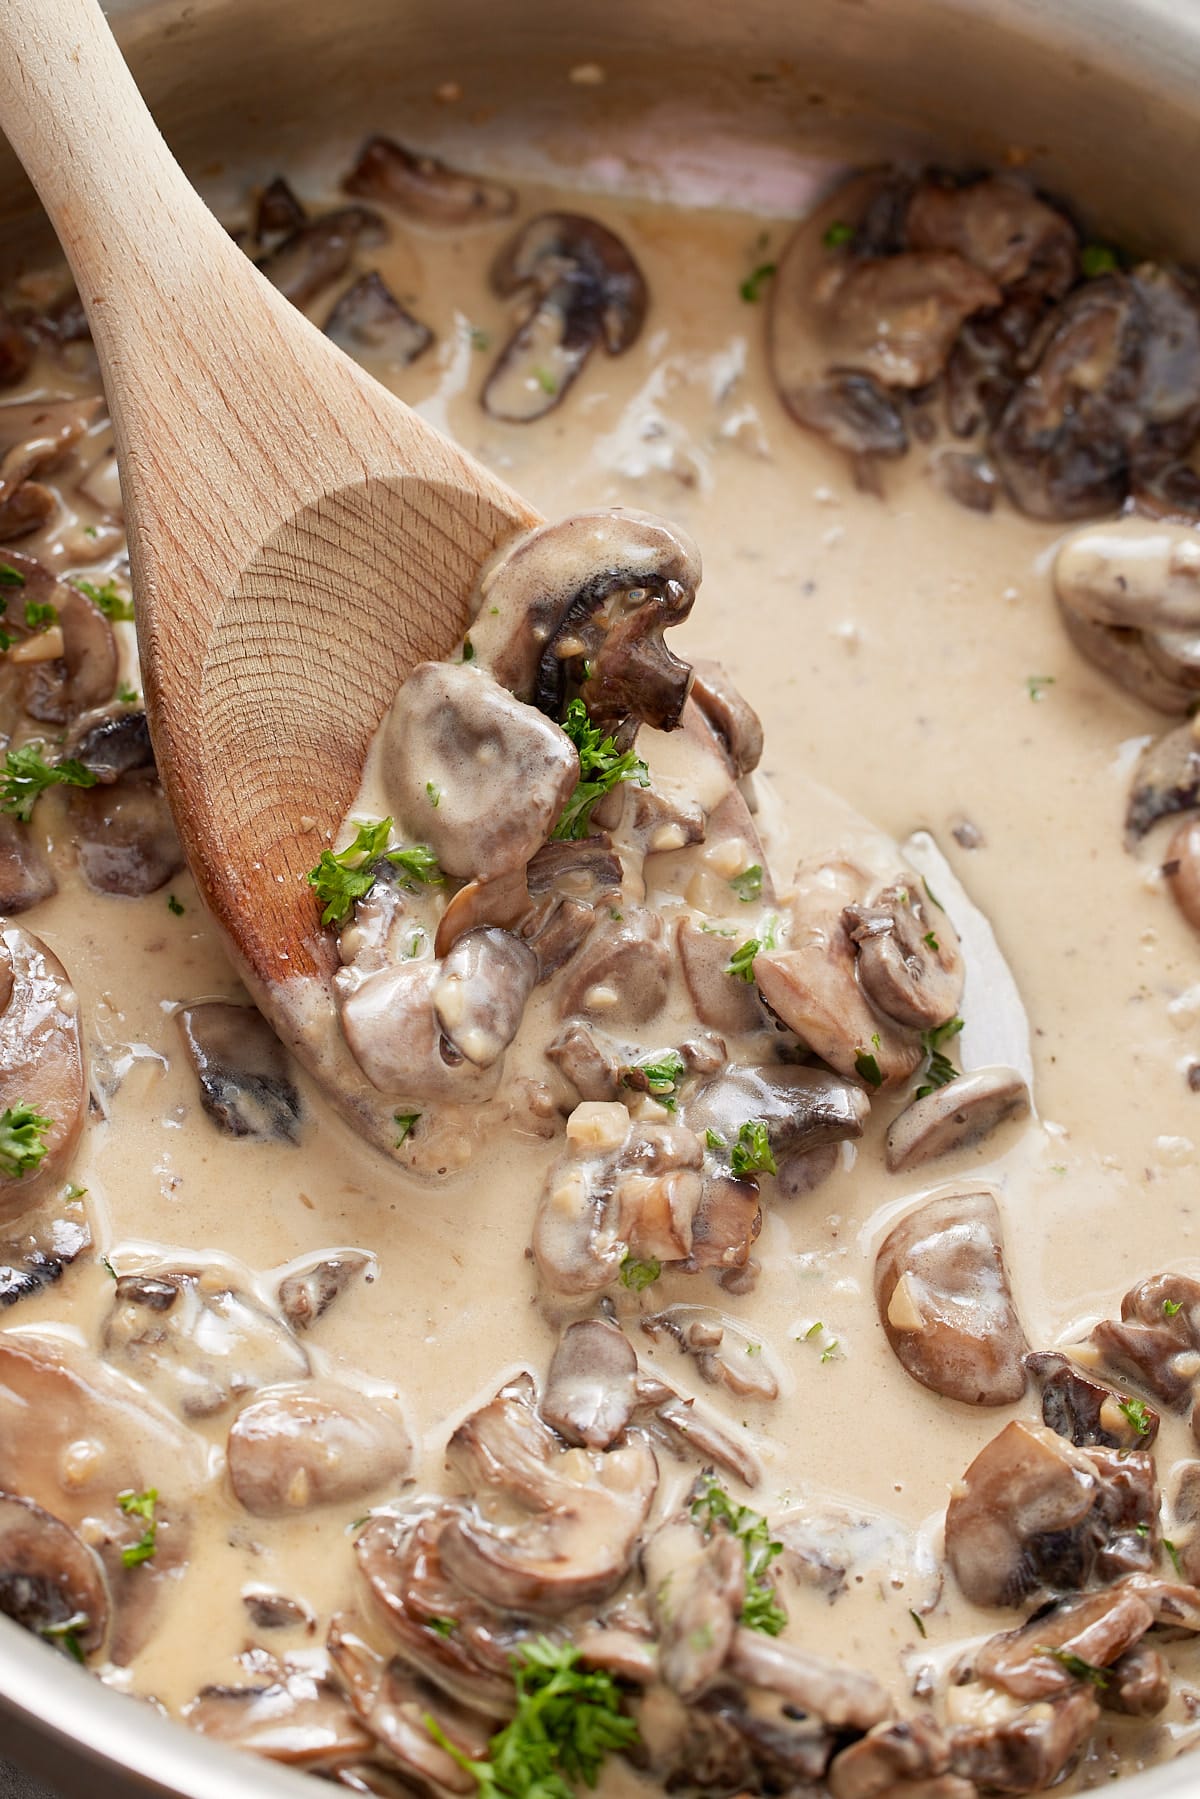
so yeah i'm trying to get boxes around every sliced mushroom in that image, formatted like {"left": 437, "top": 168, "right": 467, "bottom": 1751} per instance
{"left": 101, "top": 1269, "right": 310, "bottom": 1418}
{"left": 470, "top": 510, "right": 699, "bottom": 736}
{"left": 906, "top": 175, "right": 1077, "bottom": 298}
{"left": 947, "top": 1686, "right": 1099, "bottom": 1796}
{"left": 0, "top": 1206, "right": 90, "bottom": 1308}
{"left": 558, "top": 906, "right": 670, "bottom": 1026}
{"left": 228, "top": 1383, "right": 412, "bottom": 1517}
{"left": 641, "top": 1306, "right": 779, "bottom": 1402}
{"left": 0, "top": 813, "right": 55, "bottom": 913}
{"left": 1058, "top": 604, "right": 1199, "bottom": 714}
{"left": 828, "top": 1715, "right": 968, "bottom": 1799}
{"left": 0, "top": 924, "right": 87, "bottom": 1224}
{"left": 686, "top": 1064, "right": 868, "bottom": 1169}
{"left": 541, "top": 1318, "right": 638, "bottom": 1449}
{"left": 726, "top": 1626, "right": 894, "bottom": 1732}
{"left": 176, "top": 1002, "right": 302, "bottom": 1142}
{"left": 324, "top": 271, "right": 433, "bottom": 367}
{"left": 21, "top": 582, "right": 118, "bottom": 725}
{"left": 770, "top": 171, "right": 1000, "bottom": 461}
{"left": 276, "top": 1252, "right": 373, "bottom": 1332}
{"left": 380, "top": 660, "right": 578, "bottom": 881}
{"left": 644, "top": 1513, "right": 744, "bottom": 1699}
{"left": 875, "top": 1190, "right": 1027, "bottom": 1405}
{"left": 973, "top": 1586, "right": 1155, "bottom": 1704}
{"left": 185, "top": 1668, "right": 375, "bottom": 1767}
{"left": 1126, "top": 720, "right": 1200, "bottom": 839}
{"left": 256, "top": 206, "right": 386, "bottom": 307}
{"left": 338, "top": 958, "right": 506, "bottom": 1102}
{"left": 483, "top": 214, "right": 646, "bottom": 422}
{"left": 944, "top": 1420, "right": 1154, "bottom": 1607}
{"left": 328, "top": 1614, "right": 499, "bottom": 1787}
{"left": 434, "top": 928, "right": 537, "bottom": 1067}
{"left": 677, "top": 920, "right": 764, "bottom": 1035}
{"left": 1027, "top": 1350, "right": 1160, "bottom": 1450}
{"left": 688, "top": 661, "right": 764, "bottom": 779}
{"left": 241, "top": 1588, "right": 315, "bottom": 1632}
{"left": 343, "top": 137, "right": 515, "bottom": 226}
{"left": 885, "top": 1066, "right": 1030, "bottom": 1173}
{"left": 1088, "top": 1270, "right": 1200, "bottom": 1411}
{"left": 254, "top": 175, "right": 307, "bottom": 242}
{"left": 634, "top": 1374, "right": 763, "bottom": 1488}
{"left": 844, "top": 877, "right": 964, "bottom": 1030}
{"left": 0, "top": 1492, "right": 108, "bottom": 1657}
{"left": 1100, "top": 1641, "right": 1171, "bottom": 1717}
{"left": 64, "top": 708, "right": 184, "bottom": 895}
{"left": 0, "top": 397, "right": 103, "bottom": 540}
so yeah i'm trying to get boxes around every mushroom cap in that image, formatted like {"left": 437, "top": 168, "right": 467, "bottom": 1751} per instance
{"left": 0, "top": 1491, "right": 109, "bottom": 1655}
{"left": 945, "top": 1420, "right": 1104, "bottom": 1606}
{"left": 339, "top": 958, "right": 505, "bottom": 1101}
{"left": 884, "top": 1065, "right": 1030, "bottom": 1173}
{"left": 905, "top": 173, "right": 1078, "bottom": 296}
{"left": 343, "top": 136, "right": 516, "bottom": 227}
{"left": 227, "top": 1381, "right": 412, "bottom": 1516}
{"left": 541, "top": 1318, "right": 638, "bottom": 1450}
{"left": 176, "top": 1000, "right": 302, "bottom": 1142}
{"left": 381, "top": 660, "right": 579, "bottom": 881}
{"left": 0, "top": 923, "right": 87, "bottom": 1224}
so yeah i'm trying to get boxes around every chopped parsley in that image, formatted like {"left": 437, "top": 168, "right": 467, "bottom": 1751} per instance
{"left": 166, "top": 894, "right": 185, "bottom": 916}
{"left": 38, "top": 1616, "right": 87, "bottom": 1663}
{"left": 427, "top": 1615, "right": 459, "bottom": 1638}
{"left": 705, "top": 1128, "right": 726, "bottom": 1151}
{"left": 623, "top": 1050, "right": 685, "bottom": 1110}
{"left": 690, "top": 1474, "right": 787, "bottom": 1636}
{"left": 533, "top": 366, "right": 559, "bottom": 395}
{"left": 855, "top": 1048, "right": 883, "bottom": 1088}
{"left": 1035, "top": 1644, "right": 1109, "bottom": 1688}
{"left": 0, "top": 1102, "right": 53, "bottom": 1178}
{"left": 394, "top": 1112, "right": 420, "bottom": 1147}
{"left": 468, "top": 325, "right": 491, "bottom": 352}
{"left": 739, "top": 262, "right": 777, "bottom": 303}
{"left": 1026, "top": 674, "right": 1056, "bottom": 702}
{"left": 916, "top": 1015, "right": 964, "bottom": 1099}
{"left": 1080, "top": 242, "right": 1119, "bottom": 277}
{"left": 619, "top": 1254, "right": 661, "bottom": 1292}
{"left": 0, "top": 742, "right": 98, "bottom": 822}
{"left": 23, "top": 599, "right": 57, "bottom": 630}
{"left": 823, "top": 220, "right": 854, "bottom": 248}
{"left": 821, "top": 1340, "right": 840, "bottom": 1364}
{"left": 116, "top": 683, "right": 138, "bottom": 704}
{"left": 730, "top": 1119, "right": 777, "bottom": 1178}
{"left": 307, "top": 819, "right": 442, "bottom": 924}
{"left": 461, "top": 639, "right": 475, "bottom": 663}
{"left": 1165, "top": 1298, "right": 1184, "bottom": 1318}
{"left": 1118, "top": 1396, "right": 1153, "bottom": 1436}
{"left": 726, "top": 937, "right": 761, "bottom": 983}
{"left": 729, "top": 864, "right": 763, "bottom": 903}
{"left": 1163, "top": 1537, "right": 1184, "bottom": 1577}
{"left": 552, "top": 699, "right": 650, "bottom": 841}
{"left": 922, "top": 930, "right": 940, "bottom": 951}
{"left": 117, "top": 1488, "right": 158, "bottom": 1567}
{"left": 426, "top": 781, "right": 442, "bottom": 808}
{"left": 909, "top": 1609, "right": 927, "bottom": 1638}
{"left": 426, "top": 1636, "right": 637, "bottom": 1799}
{"left": 0, "top": 562, "right": 25, "bottom": 588}
{"left": 76, "top": 577, "right": 135, "bottom": 621}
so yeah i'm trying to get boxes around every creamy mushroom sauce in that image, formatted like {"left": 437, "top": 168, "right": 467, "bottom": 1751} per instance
{"left": 3, "top": 153, "right": 1200, "bottom": 1795}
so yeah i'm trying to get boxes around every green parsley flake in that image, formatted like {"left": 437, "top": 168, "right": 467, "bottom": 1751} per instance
{"left": 1036, "top": 1645, "right": 1109, "bottom": 1688}
{"left": 1164, "top": 1537, "right": 1184, "bottom": 1577}
{"left": 624, "top": 1050, "right": 685, "bottom": 1110}
{"left": 1027, "top": 674, "right": 1056, "bottom": 702}
{"left": 426, "top": 781, "right": 442, "bottom": 808}
{"left": 116, "top": 683, "right": 139, "bottom": 704}
{"left": 705, "top": 1128, "right": 726, "bottom": 1151}
{"left": 726, "top": 937, "right": 761, "bottom": 983}
{"left": 739, "top": 262, "right": 777, "bottom": 303}
{"left": 823, "top": 220, "right": 855, "bottom": 249}
{"left": 729, "top": 864, "right": 763, "bottom": 903}
{"left": 394, "top": 1112, "right": 420, "bottom": 1147}
{"left": 730, "top": 1119, "right": 777, "bottom": 1178}
{"left": 619, "top": 1253, "right": 661, "bottom": 1292}
{"left": 425, "top": 1635, "right": 638, "bottom": 1799}
{"left": 1118, "top": 1396, "right": 1153, "bottom": 1435}
{"left": 916, "top": 1015, "right": 964, "bottom": 1099}
{"left": 23, "top": 599, "right": 57, "bottom": 630}
{"left": 855, "top": 1049, "right": 883, "bottom": 1088}
{"left": 1164, "top": 1298, "right": 1184, "bottom": 1317}
{"left": 533, "top": 366, "right": 559, "bottom": 395}
{"left": 428, "top": 1616, "right": 458, "bottom": 1638}
{"left": 0, "top": 1102, "right": 53, "bottom": 1178}
{"left": 117, "top": 1488, "right": 159, "bottom": 1567}
{"left": 307, "top": 819, "right": 442, "bottom": 924}
{"left": 0, "top": 742, "right": 98, "bottom": 823}
{"left": 39, "top": 1616, "right": 87, "bottom": 1663}
{"left": 167, "top": 894, "right": 185, "bottom": 916}
{"left": 690, "top": 1475, "right": 787, "bottom": 1636}
{"left": 1080, "top": 243, "right": 1119, "bottom": 277}
{"left": 76, "top": 577, "right": 135, "bottom": 621}
{"left": 553, "top": 699, "right": 650, "bottom": 841}
{"left": 0, "top": 562, "right": 26, "bottom": 588}
{"left": 909, "top": 1609, "right": 927, "bottom": 1638}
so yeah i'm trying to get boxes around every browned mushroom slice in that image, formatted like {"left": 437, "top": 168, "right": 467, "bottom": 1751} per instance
{"left": 544, "top": 1019, "right": 622, "bottom": 1105}
{"left": 1028, "top": 1350, "right": 1160, "bottom": 1452}
{"left": 906, "top": 175, "right": 1078, "bottom": 297}
{"left": 947, "top": 1687, "right": 1099, "bottom": 1796}
{"left": 1100, "top": 1641, "right": 1171, "bottom": 1717}
{"left": 686, "top": 1064, "right": 868, "bottom": 1169}
{"left": 380, "top": 661, "right": 578, "bottom": 881}
{"left": 241, "top": 1587, "right": 315, "bottom": 1632}
{"left": 974, "top": 1586, "right": 1155, "bottom": 1704}
{"left": 254, "top": 175, "right": 307, "bottom": 243}
{"left": 541, "top": 1318, "right": 638, "bottom": 1449}
{"left": 338, "top": 958, "right": 505, "bottom": 1102}
{"left": 0, "top": 764, "right": 55, "bottom": 887}
{"left": 885, "top": 1066, "right": 1030, "bottom": 1173}
{"left": 644, "top": 1513, "right": 744, "bottom": 1699}
{"left": 828, "top": 1715, "right": 968, "bottom": 1799}
{"left": 276, "top": 1252, "right": 373, "bottom": 1332}
{"left": 0, "top": 1206, "right": 90, "bottom": 1308}
{"left": 0, "top": 1492, "right": 109, "bottom": 1657}
{"left": 677, "top": 919, "right": 764, "bottom": 1035}
{"left": 844, "top": 877, "right": 964, "bottom": 1030}
{"left": 641, "top": 1306, "right": 779, "bottom": 1401}
{"left": 328, "top": 1614, "right": 501, "bottom": 1785}
{"left": 343, "top": 136, "right": 516, "bottom": 226}
{"left": 1055, "top": 517, "right": 1200, "bottom": 635}
{"left": 484, "top": 213, "right": 646, "bottom": 422}
{"left": 64, "top": 708, "right": 184, "bottom": 895}
{"left": 102, "top": 1269, "right": 310, "bottom": 1418}
{"left": 0, "top": 396, "right": 103, "bottom": 538}
{"left": 228, "top": 1383, "right": 411, "bottom": 1517}
{"left": 558, "top": 906, "right": 670, "bottom": 1026}
{"left": 1089, "top": 1269, "right": 1200, "bottom": 1408}
{"left": 1059, "top": 604, "right": 1200, "bottom": 714}
{"left": 177, "top": 1001, "right": 302, "bottom": 1142}
{"left": 20, "top": 582, "right": 118, "bottom": 725}
{"left": 324, "top": 272, "right": 433, "bottom": 367}
{"left": 185, "top": 1668, "right": 375, "bottom": 1767}
{"left": 634, "top": 1374, "right": 762, "bottom": 1488}
{"left": 434, "top": 929, "right": 537, "bottom": 1067}
{"left": 689, "top": 660, "right": 764, "bottom": 779}
{"left": 0, "top": 924, "right": 87, "bottom": 1225}
{"left": 945, "top": 1420, "right": 1154, "bottom": 1606}
{"left": 875, "top": 1190, "right": 1028, "bottom": 1405}
{"left": 1126, "top": 721, "right": 1200, "bottom": 839}
{"left": 682, "top": 1171, "right": 762, "bottom": 1276}
{"left": 726, "top": 1626, "right": 893, "bottom": 1732}
{"left": 256, "top": 206, "right": 386, "bottom": 308}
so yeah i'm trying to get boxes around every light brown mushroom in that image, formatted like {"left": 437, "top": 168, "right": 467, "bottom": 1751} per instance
{"left": 256, "top": 206, "right": 386, "bottom": 308}
{"left": 905, "top": 174, "right": 1077, "bottom": 297}
{"left": 726, "top": 1627, "right": 894, "bottom": 1732}
{"left": 947, "top": 1686, "right": 1100, "bottom": 1796}
{"left": 324, "top": 272, "right": 433, "bottom": 367}
{"left": 64, "top": 708, "right": 185, "bottom": 895}
{"left": 276, "top": 1252, "right": 373, "bottom": 1333}
{"left": 828, "top": 1715, "right": 970, "bottom": 1799}
{"left": 338, "top": 958, "right": 506, "bottom": 1102}
{"left": 844, "top": 877, "right": 964, "bottom": 1031}
{"left": 343, "top": 136, "right": 516, "bottom": 227}
{"left": 0, "top": 924, "right": 87, "bottom": 1224}
{"left": 541, "top": 1318, "right": 638, "bottom": 1449}
{"left": 0, "top": 813, "right": 55, "bottom": 914}
{"left": 484, "top": 214, "right": 647, "bottom": 422}
{"left": 973, "top": 1586, "right": 1155, "bottom": 1703}
{"left": 380, "top": 661, "right": 579, "bottom": 881}
{"left": 643, "top": 1512, "right": 744, "bottom": 1699}
{"left": 885, "top": 1066, "right": 1030, "bottom": 1173}
{"left": 1027, "top": 1350, "right": 1160, "bottom": 1451}
{"left": 0, "top": 1204, "right": 90, "bottom": 1308}
{"left": 641, "top": 1305, "right": 780, "bottom": 1402}
{"left": 557, "top": 906, "right": 670, "bottom": 1026}
{"left": 434, "top": 928, "right": 537, "bottom": 1067}
{"left": 185, "top": 1667, "right": 376, "bottom": 1768}
{"left": 1127, "top": 721, "right": 1200, "bottom": 841}
{"left": 176, "top": 1001, "right": 302, "bottom": 1142}
{"left": 677, "top": 920, "right": 764, "bottom": 1034}
{"left": 1089, "top": 1270, "right": 1200, "bottom": 1412}
{"left": 0, "top": 397, "right": 103, "bottom": 539}
{"left": 327, "top": 1614, "right": 499, "bottom": 1787}
{"left": 228, "top": 1383, "right": 412, "bottom": 1517}
{"left": 685, "top": 1063, "right": 868, "bottom": 1171}
{"left": 101, "top": 1268, "right": 310, "bottom": 1418}
{"left": 688, "top": 660, "right": 764, "bottom": 779}
{"left": 0, "top": 1492, "right": 109, "bottom": 1658}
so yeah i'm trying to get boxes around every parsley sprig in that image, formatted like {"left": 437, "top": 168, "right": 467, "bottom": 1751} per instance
{"left": 0, "top": 1102, "right": 53, "bottom": 1178}
{"left": 729, "top": 1119, "right": 777, "bottom": 1178}
{"left": 916, "top": 1015, "right": 964, "bottom": 1099}
{"left": 0, "top": 743, "right": 98, "bottom": 823}
{"left": 307, "top": 818, "right": 443, "bottom": 925}
{"left": 426, "top": 1637, "right": 637, "bottom": 1799}
{"left": 621, "top": 1050, "right": 685, "bottom": 1111}
{"left": 75, "top": 577, "right": 135, "bottom": 622}
{"left": 552, "top": 700, "right": 649, "bottom": 841}
{"left": 690, "top": 1474, "right": 787, "bottom": 1636}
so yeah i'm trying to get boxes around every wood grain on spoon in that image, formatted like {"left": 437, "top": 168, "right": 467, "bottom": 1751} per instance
{"left": 0, "top": 0, "right": 541, "bottom": 1030}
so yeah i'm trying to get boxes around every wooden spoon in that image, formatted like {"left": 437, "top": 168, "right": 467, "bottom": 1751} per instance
{"left": 0, "top": 0, "right": 543, "bottom": 1147}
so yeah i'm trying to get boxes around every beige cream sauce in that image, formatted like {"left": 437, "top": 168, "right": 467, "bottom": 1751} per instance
{"left": 6, "top": 166, "right": 1200, "bottom": 1785}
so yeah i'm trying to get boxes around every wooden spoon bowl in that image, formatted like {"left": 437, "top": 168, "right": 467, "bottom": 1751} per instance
{"left": 0, "top": 0, "right": 542, "bottom": 1145}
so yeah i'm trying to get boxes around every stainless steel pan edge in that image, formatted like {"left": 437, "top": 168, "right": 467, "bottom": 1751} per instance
{"left": 4, "top": 0, "right": 1200, "bottom": 1792}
